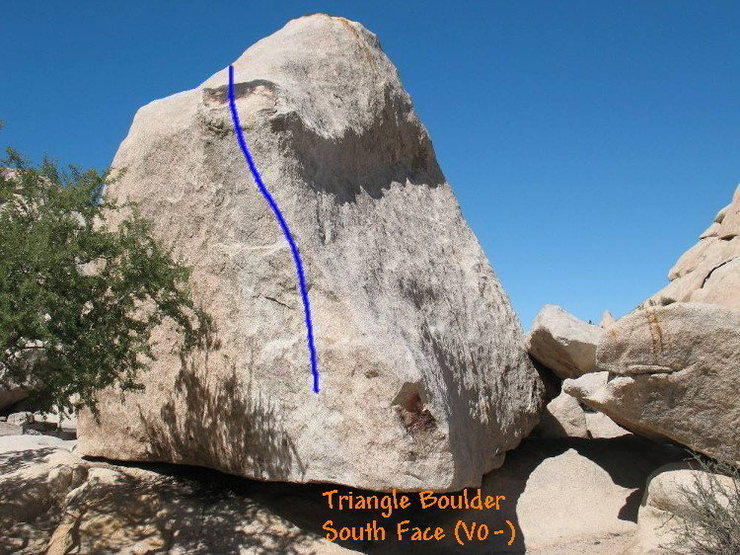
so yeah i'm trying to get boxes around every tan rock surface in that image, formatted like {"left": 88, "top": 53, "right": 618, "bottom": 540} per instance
{"left": 533, "top": 391, "right": 589, "bottom": 439}
{"left": 690, "top": 256, "right": 740, "bottom": 308}
{"left": 598, "top": 310, "right": 616, "bottom": 329}
{"left": 320, "top": 437, "right": 683, "bottom": 553}
{"left": 0, "top": 436, "right": 356, "bottom": 554}
{"left": 526, "top": 305, "right": 602, "bottom": 379}
{"left": 0, "top": 434, "right": 685, "bottom": 554}
{"left": 563, "top": 373, "right": 632, "bottom": 439}
{"left": 78, "top": 14, "right": 543, "bottom": 491}
{"left": 0, "top": 436, "right": 89, "bottom": 553}
{"left": 563, "top": 371, "right": 609, "bottom": 399}
{"left": 208, "top": 437, "right": 683, "bottom": 554}
{"left": 584, "top": 303, "right": 740, "bottom": 463}
{"left": 0, "top": 421, "right": 23, "bottom": 436}
{"left": 649, "top": 185, "right": 740, "bottom": 309}
{"left": 46, "top": 467, "right": 355, "bottom": 555}
{"left": 584, "top": 412, "right": 631, "bottom": 440}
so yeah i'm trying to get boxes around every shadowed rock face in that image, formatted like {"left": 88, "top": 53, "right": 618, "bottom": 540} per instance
{"left": 629, "top": 462, "right": 740, "bottom": 554}
{"left": 0, "top": 437, "right": 355, "bottom": 554}
{"left": 0, "top": 435, "right": 684, "bottom": 554}
{"left": 78, "top": 15, "right": 543, "bottom": 491}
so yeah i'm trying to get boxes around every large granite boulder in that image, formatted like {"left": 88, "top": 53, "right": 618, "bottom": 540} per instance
{"left": 648, "top": 185, "right": 740, "bottom": 310}
{"left": 526, "top": 305, "right": 602, "bottom": 379}
{"left": 577, "top": 303, "right": 740, "bottom": 463}
{"left": 78, "top": 15, "right": 543, "bottom": 491}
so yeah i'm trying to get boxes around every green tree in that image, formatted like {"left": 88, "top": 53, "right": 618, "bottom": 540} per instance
{"left": 0, "top": 148, "right": 210, "bottom": 416}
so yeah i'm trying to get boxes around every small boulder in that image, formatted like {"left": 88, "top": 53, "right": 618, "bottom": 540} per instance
{"left": 534, "top": 391, "right": 589, "bottom": 439}
{"left": 527, "top": 305, "right": 603, "bottom": 379}
{"left": 477, "top": 437, "right": 684, "bottom": 552}
{"left": 0, "top": 422, "right": 22, "bottom": 436}
{"left": 6, "top": 412, "right": 32, "bottom": 427}
{"left": 584, "top": 412, "right": 631, "bottom": 439}
{"left": 563, "top": 371, "right": 609, "bottom": 399}
{"left": 563, "top": 372, "right": 631, "bottom": 438}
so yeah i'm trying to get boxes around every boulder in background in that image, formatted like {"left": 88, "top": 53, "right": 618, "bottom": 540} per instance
{"left": 526, "top": 305, "right": 602, "bottom": 379}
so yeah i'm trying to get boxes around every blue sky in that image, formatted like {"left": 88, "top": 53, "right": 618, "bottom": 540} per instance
{"left": 3, "top": 1, "right": 738, "bottom": 328}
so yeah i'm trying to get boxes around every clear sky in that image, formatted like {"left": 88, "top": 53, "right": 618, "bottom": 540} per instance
{"left": 3, "top": 1, "right": 738, "bottom": 328}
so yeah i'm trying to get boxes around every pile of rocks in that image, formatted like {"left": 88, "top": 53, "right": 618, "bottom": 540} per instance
{"left": 527, "top": 187, "right": 740, "bottom": 465}
{"left": 525, "top": 186, "right": 740, "bottom": 553}
{"left": 527, "top": 305, "right": 630, "bottom": 441}
{"left": 647, "top": 185, "right": 739, "bottom": 309}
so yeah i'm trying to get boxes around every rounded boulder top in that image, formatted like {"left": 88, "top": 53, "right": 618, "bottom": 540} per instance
{"left": 201, "top": 14, "right": 407, "bottom": 140}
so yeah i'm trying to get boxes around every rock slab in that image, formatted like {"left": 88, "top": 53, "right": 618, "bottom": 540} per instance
{"left": 533, "top": 391, "right": 589, "bottom": 439}
{"left": 1, "top": 435, "right": 684, "bottom": 554}
{"left": 78, "top": 15, "right": 543, "bottom": 491}
{"left": 582, "top": 303, "right": 740, "bottom": 463}
{"left": 408, "top": 437, "right": 685, "bottom": 553}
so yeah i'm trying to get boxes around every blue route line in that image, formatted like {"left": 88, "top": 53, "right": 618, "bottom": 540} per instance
{"left": 227, "top": 65, "right": 320, "bottom": 393}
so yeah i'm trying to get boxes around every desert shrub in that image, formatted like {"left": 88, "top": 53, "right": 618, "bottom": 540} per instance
{"left": 663, "top": 452, "right": 740, "bottom": 554}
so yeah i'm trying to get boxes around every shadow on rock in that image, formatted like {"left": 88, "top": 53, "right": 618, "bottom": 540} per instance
{"left": 0, "top": 447, "right": 84, "bottom": 553}
{"left": 3, "top": 435, "right": 686, "bottom": 554}
{"left": 238, "top": 436, "right": 685, "bottom": 554}
{"left": 134, "top": 343, "right": 305, "bottom": 482}
{"left": 47, "top": 468, "right": 329, "bottom": 554}
{"left": 270, "top": 84, "right": 446, "bottom": 205}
